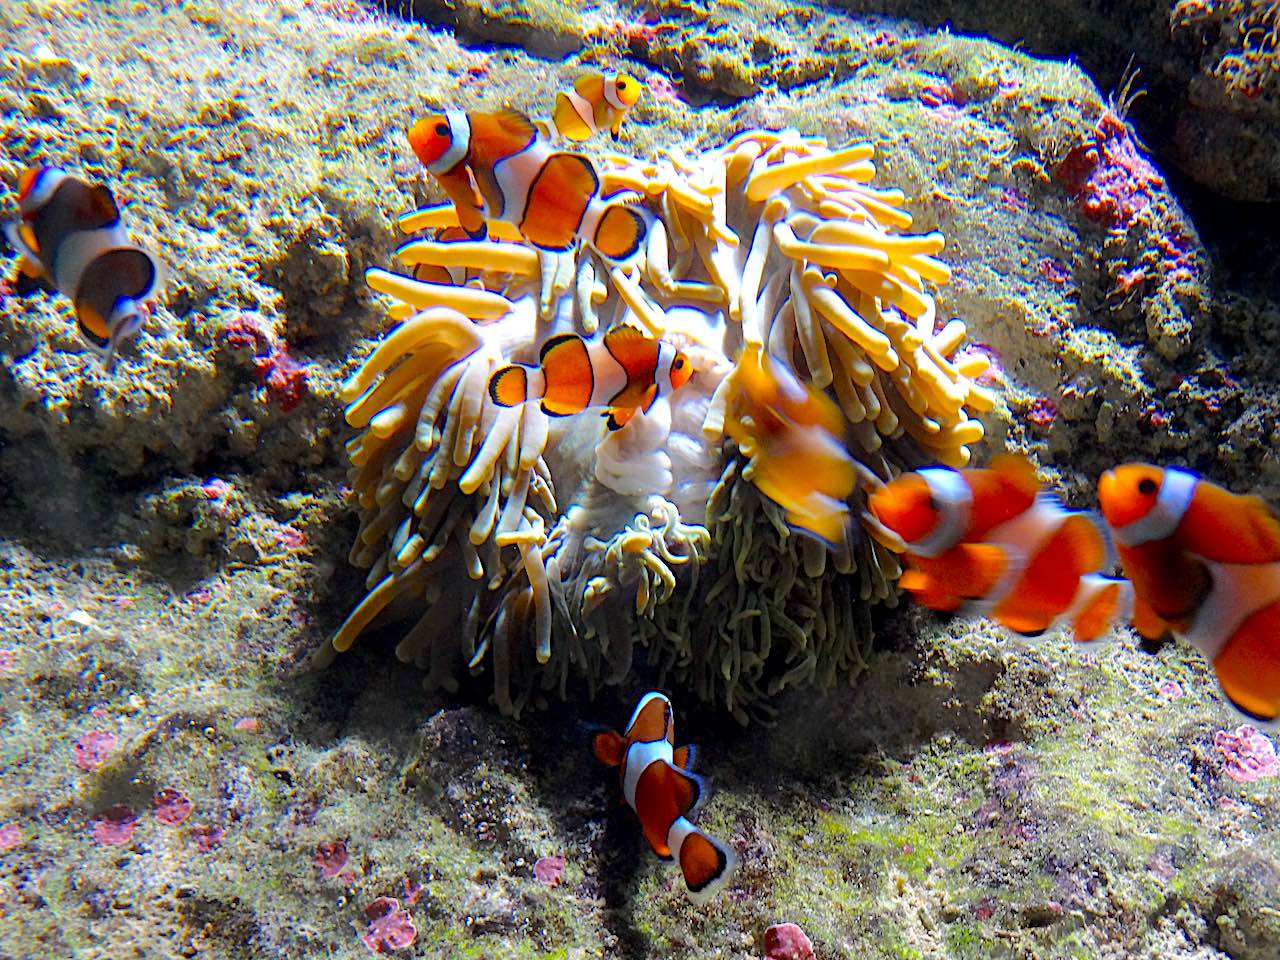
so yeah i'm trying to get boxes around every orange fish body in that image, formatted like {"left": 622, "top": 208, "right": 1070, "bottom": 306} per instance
{"left": 3, "top": 166, "right": 162, "bottom": 364}
{"left": 590, "top": 692, "right": 736, "bottom": 904}
{"left": 1098, "top": 464, "right": 1280, "bottom": 721}
{"left": 552, "top": 71, "right": 642, "bottom": 142}
{"left": 869, "top": 455, "right": 1131, "bottom": 643}
{"left": 407, "top": 109, "right": 646, "bottom": 261}
{"left": 722, "top": 344, "right": 856, "bottom": 546}
{"left": 488, "top": 325, "right": 692, "bottom": 429}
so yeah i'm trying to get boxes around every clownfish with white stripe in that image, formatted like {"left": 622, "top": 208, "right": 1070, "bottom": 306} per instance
{"left": 590, "top": 692, "right": 737, "bottom": 904}
{"left": 3, "top": 166, "right": 162, "bottom": 365}
{"left": 488, "top": 324, "right": 693, "bottom": 430}
{"left": 1098, "top": 464, "right": 1280, "bottom": 723}
{"left": 869, "top": 454, "right": 1132, "bottom": 643}
{"left": 552, "top": 71, "right": 643, "bottom": 142}
{"left": 406, "top": 108, "right": 647, "bottom": 262}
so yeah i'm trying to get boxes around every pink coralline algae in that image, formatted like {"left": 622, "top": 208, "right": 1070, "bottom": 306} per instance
{"left": 1214, "top": 725, "right": 1279, "bottom": 783}
{"left": 533, "top": 854, "right": 566, "bottom": 887}
{"left": 224, "top": 313, "right": 309, "bottom": 413}
{"left": 1026, "top": 397, "right": 1058, "bottom": 426}
{"left": 193, "top": 823, "right": 225, "bottom": 852}
{"left": 0, "top": 649, "right": 15, "bottom": 673}
{"left": 314, "top": 840, "right": 349, "bottom": 879}
{"left": 1055, "top": 112, "right": 1164, "bottom": 230}
{"left": 361, "top": 897, "right": 417, "bottom": 953}
{"left": 73, "top": 730, "right": 118, "bottom": 771}
{"left": 90, "top": 805, "right": 138, "bottom": 846}
{"left": 0, "top": 821, "right": 21, "bottom": 852}
{"left": 764, "top": 922, "right": 815, "bottom": 960}
{"left": 152, "top": 789, "right": 193, "bottom": 826}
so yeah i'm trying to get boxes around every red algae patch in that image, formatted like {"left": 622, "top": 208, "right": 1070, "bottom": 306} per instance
{"left": 314, "top": 840, "right": 349, "bottom": 879}
{"left": 193, "top": 823, "right": 225, "bottom": 852}
{"left": 152, "top": 789, "right": 193, "bottom": 826}
{"left": 0, "top": 821, "right": 22, "bottom": 852}
{"left": 361, "top": 897, "right": 417, "bottom": 953}
{"left": 533, "top": 854, "right": 565, "bottom": 887}
{"left": 90, "top": 805, "right": 138, "bottom": 846}
{"left": 73, "top": 730, "right": 118, "bottom": 771}
{"left": 1215, "top": 725, "right": 1279, "bottom": 783}
{"left": 764, "top": 922, "right": 815, "bottom": 960}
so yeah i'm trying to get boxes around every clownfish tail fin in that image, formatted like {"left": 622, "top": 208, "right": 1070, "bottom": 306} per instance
{"left": 489, "top": 365, "right": 530, "bottom": 407}
{"left": 669, "top": 817, "right": 738, "bottom": 905}
{"left": 590, "top": 201, "right": 648, "bottom": 263}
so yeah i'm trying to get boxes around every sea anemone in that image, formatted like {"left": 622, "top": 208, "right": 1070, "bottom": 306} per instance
{"left": 318, "top": 128, "right": 994, "bottom": 721}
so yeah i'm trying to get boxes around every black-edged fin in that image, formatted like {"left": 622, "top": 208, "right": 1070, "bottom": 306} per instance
{"left": 680, "top": 829, "right": 738, "bottom": 906}
{"left": 489, "top": 364, "right": 529, "bottom": 407}
{"left": 82, "top": 184, "right": 122, "bottom": 229}
{"left": 663, "top": 760, "right": 705, "bottom": 818}
{"left": 671, "top": 744, "right": 697, "bottom": 771}
{"left": 494, "top": 108, "right": 540, "bottom": 149}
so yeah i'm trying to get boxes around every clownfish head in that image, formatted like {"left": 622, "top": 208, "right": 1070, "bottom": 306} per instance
{"left": 15, "top": 166, "right": 68, "bottom": 218}
{"left": 407, "top": 110, "right": 471, "bottom": 175}
{"left": 868, "top": 473, "right": 942, "bottom": 547}
{"left": 1097, "top": 464, "right": 1167, "bottom": 532}
{"left": 668, "top": 349, "right": 693, "bottom": 392}
{"left": 868, "top": 467, "right": 973, "bottom": 557}
{"left": 606, "top": 72, "right": 643, "bottom": 110}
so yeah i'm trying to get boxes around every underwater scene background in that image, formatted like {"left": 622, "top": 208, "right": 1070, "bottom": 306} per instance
{"left": 1, "top": 0, "right": 1279, "bottom": 957}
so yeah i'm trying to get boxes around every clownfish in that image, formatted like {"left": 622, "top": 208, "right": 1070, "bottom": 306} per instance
{"left": 488, "top": 324, "right": 693, "bottom": 430}
{"left": 590, "top": 692, "right": 737, "bottom": 904}
{"left": 1098, "top": 464, "right": 1280, "bottom": 722}
{"left": 552, "top": 71, "right": 643, "bottom": 142}
{"left": 722, "top": 344, "right": 856, "bottom": 546}
{"left": 3, "top": 166, "right": 162, "bottom": 364}
{"left": 406, "top": 109, "right": 647, "bottom": 261}
{"left": 869, "top": 455, "right": 1132, "bottom": 643}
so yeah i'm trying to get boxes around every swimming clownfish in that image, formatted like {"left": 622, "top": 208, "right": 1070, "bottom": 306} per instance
{"left": 552, "top": 71, "right": 643, "bottom": 142}
{"left": 869, "top": 454, "right": 1132, "bottom": 643}
{"left": 590, "top": 692, "right": 737, "bottom": 904}
{"left": 3, "top": 166, "right": 162, "bottom": 365}
{"left": 721, "top": 343, "right": 856, "bottom": 547}
{"left": 488, "top": 324, "right": 693, "bottom": 430}
{"left": 1098, "top": 464, "right": 1280, "bottom": 723}
{"left": 406, "top": 108, "right": 648, "bottom": 262}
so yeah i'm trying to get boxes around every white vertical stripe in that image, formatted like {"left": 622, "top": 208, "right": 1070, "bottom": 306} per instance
{"left": 909, "top": 468, "right": 972, "bottom": 557}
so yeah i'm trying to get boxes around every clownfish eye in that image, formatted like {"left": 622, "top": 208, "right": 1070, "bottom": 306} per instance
{"left": 1137, "top": 477, "right": 1158, "bottom": 496}
{"left": 673, "top": 356, "right": 685, "bottom": 369}
{"left": 435, "top": 122, "right": 450, "bottom": 137}
{"left": 616, "top": 78, "right": 628, "bottom": 90}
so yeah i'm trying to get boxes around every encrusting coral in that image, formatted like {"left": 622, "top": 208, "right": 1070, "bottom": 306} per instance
{"left": 318, "top": 127, "right": 995, "bottom": 720}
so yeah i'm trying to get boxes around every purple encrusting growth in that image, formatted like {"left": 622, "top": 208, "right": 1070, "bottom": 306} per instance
{"left": 1056, "top": 112, "right": 1164, "bottom": 231}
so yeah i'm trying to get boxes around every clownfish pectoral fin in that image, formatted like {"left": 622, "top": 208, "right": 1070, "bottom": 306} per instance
{"left": 1130, "top": 590, "right": 1176, "bottom": 642}
{"left": 671, "top": 743, "right": 698, "bottom": 771}
{"left": 1066, "top": 575, "right": 1133, "bottom": 644}
{"left": 588, "top": 727, "right": 627, "bottom": 768}
{"left": 489, "top": 364, "right": 530, "bottom": 408}
{"left": 493, "top": 108, "right": 540, "bottom": 143}
{"left": 899, "top": 567, "right": 965, "bottom": 612}
{"left": 1211, "top": 600, "right": 1280, "bottom": 724}
{"left": 605, "top": 406, "right": 638, "bottom": 431}
{"left": 83, "top": 183, "right": 122, "bottom": 228}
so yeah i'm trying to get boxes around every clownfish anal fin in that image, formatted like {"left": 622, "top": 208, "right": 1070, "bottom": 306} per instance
{"left": 588, "top": 728, "right": 626, "bottom": 768}
{"left": 606, "top": 406, "right": 638, "bottom": 431}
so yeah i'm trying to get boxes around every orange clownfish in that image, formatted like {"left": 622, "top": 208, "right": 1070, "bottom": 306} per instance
{"left": 722, "top": 344, "right": 856, "bottom": 546}
{"left": 552, "top": 71, "right": 643, "bottom": 142}
{"left": 488, "top": 325, "right": 693, "bottom": 430}
{"left": 3, "top": 166, "right": 162, "bottom": 365}
{"left": 590, "top": 692, "right": 737, "bottom": 904}
{"left": 406, "top": 109, "right": 647, "bottom": 261}
{"left": 1098, "top": 464, "right": 1280, "bottom": 722}
{"left": 869, "top": 455, "right": 1132, "bottom": 643}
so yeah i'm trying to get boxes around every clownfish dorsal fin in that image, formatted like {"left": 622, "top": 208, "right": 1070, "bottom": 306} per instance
{"left": 664, "top": 761, "right": 705, "bottom": 818}
{"left": 82, "top": 183, "right": 121, "bottom": 227}
{"left": 574, "top": 73, "right": 604, "bottom": 98}
{"left": 603, "top": 323, "right": 647, "bottom": 347}
{"left": 493, "top": 108, "right": 539, "bottom": 143}
{"left": 987, "top": 453, "right": 1040, "bottom": 500}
